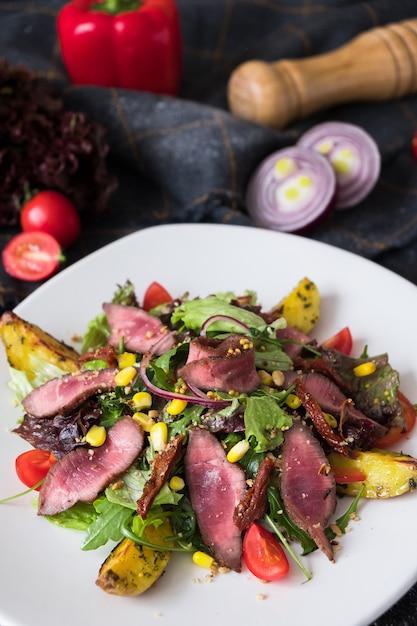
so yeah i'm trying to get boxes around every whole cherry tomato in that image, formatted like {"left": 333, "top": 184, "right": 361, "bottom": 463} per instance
{"left": 2, "top": 231, "right": 62, "bottom": 282}
{"left": 20, "top": 190, "right": 80, "bottom": 248}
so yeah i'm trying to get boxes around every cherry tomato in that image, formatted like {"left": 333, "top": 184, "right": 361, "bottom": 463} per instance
{"left": 15, "top": 449, "right": 56, "bottom": 491}
{"left": 20, "top": 190, "right": 80, "bottom": 248}
{"left": 2, "top": 231, "right": 62, "bottom": 282}
{"left": 321, "top": 326, "right": 353, "bottom": 355}
{"left": 142, "top": 281, "right": 172, "bottom": 311}
{"left": 375, "top": 391, "right": 416, "bottom": 449}
{"left": 243, "top": 521, "right": 289, "bottom": 581}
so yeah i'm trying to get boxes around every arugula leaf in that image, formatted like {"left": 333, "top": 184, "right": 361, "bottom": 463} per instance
{"left": 267, "top": 485, "right": 317, "bottom": 555}
{"left": 244, "top": 396, "right": 292, "bottom": 452}
{"left": 325, "top": 484, "right": 365, "bottom": 541}
{"left": 81, "top": 496, "right": 133, "bottom": 551}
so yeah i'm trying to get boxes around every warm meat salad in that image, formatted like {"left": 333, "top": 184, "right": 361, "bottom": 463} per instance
{"left": 1, "top": 277, "right": 416, "bottom": 596}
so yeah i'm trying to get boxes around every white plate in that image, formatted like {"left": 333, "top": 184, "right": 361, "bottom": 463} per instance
{"left": 1, "top": 223, "right": 416, "bottom": 626}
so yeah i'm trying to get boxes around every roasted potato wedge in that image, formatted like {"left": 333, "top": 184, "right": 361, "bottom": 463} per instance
{"left": 0, "top": 311, "right": 80, "bottom": 378}
{"left": 271, "top": 277, "right": 320, "bottom": 334}
{"left": 96, "top": 519, "right": 173, "bottom": 596}
{"left": 328, "top": 448, "right": 417, "bottom": 498}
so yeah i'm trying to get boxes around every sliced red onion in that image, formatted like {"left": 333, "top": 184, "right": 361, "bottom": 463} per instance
{"left": 246, "top": 146, "right": 336, "bottom": 233}
{"left": 297, "top": 121, "right": 381, "bottom": 210}
{"left": 201, "top": 314, "right": 250, "bottom": 337}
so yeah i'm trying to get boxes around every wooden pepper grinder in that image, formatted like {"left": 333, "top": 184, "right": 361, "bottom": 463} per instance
{"left": 227, "top": 19, "right": 417, "bottom": 129}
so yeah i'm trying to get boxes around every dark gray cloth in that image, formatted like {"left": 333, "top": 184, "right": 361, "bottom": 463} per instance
{"left": 1, "top": 2, "right": 417, "bottom": 623}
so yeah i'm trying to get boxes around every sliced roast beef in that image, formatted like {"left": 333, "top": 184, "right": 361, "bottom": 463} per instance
{"left": 103, "top": 302, "right": 177, "bottom": 355}
{"left": 137, "top": 434, "right": 184, "bottom": 518}
{"left": 275, "top": 326, "right": 313, "bottom": 360}
{"left": 234, "top": 456, "right": 275, "bottom": 531}
{"left": 178, "top": 335, "right": 260, "bottom": 394}
{"left": 285, "top": 371, "right": 387, "bottom": 443}
{"left": 22, "top": 368, "right": 119, "bottom": 419}
{"left": 38, "top": 416, "right": 144, "bottom": 515}
{"left": 184, "top": 427, "right": 247, "bottom": 571}
{"left": 292, "top": 355, "right": 354, "bottom": 395}
{"left": 280, "top": 419, "right": 337, "bottom": 562}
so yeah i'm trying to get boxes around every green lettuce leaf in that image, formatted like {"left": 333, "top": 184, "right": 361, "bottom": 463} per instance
{"left": 170, "top": 296, "right": 269, "bottom": 334}
{"left": 44, "top": 501, "right": 98, "bottom": 531}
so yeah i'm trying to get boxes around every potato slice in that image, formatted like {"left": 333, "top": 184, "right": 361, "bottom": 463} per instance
{"left": 0, "top": 311, "right": 80, "bottom": 378}
{"left": 328, "top": 448, "right": 417, "bottom": 498}
{"left": 271, "top": 277, "right": 320, "bottom": 334}
{"left": 96, "top": 519, "right": 173, "bottom": 596}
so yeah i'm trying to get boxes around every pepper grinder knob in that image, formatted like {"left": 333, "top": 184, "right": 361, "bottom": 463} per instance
{"left": 227, "top": 19, "right": 417, "bottom": 129}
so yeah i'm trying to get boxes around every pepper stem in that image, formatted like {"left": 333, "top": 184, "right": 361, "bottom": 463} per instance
{"left": 91, "top": 0, "right": 141, "bottom": 14}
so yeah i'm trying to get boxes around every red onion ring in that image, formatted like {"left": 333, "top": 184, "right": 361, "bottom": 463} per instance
{"left": 200, "top": 314, "right": 250, "bottom": 337}
{"left": 297, "top": 121, "right": 380, "bottom": 210}
{"left": 139, "top": 332, "right": 230, "bottom": 408}
{"left": 246, "top": 146, "right": 336, "bottom": 233}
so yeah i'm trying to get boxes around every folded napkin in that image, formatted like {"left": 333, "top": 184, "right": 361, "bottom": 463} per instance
{"left": 1, "top": 2, "right": 417, "bottom": 623}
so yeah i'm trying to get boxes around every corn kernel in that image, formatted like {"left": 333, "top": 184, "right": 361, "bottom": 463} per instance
{"left": 132, "top": 412, "right": 155, "bottom": 431}
{"left": 149, "top": 422, "right": 168, "bottom": 451}
{"left": 323, "top": 412, "right": 337, "bottom": 428}
{"left": 227, "top": 439, "right": 250, "bottom": 463}
{"left": 286, "top": 393, "right": 301, "bottom": 409}
{"left": 166, "top": 398, "right": 188, "bottom": 416}
{"left": 132, "top": 391, "right": 153, "bottom": 410}
{"left": 258, "top": 369, "right": 273, "bottom": 386}
{"left": 353, "top": 362, "right": 377, "bottom": 377}
{"left": 192, "top": 551, "right": 214, "bottom": 569}
{"left": 169, "top": 475, "right": 185, "bottom": 492}
{"left": 85, "top": 425, "right": 107, "bottom": 447}
{"left": 114, "top": 366, "right": 137, "bottom": 387}
{"left": 271, "top": 370, "right": 285, "bottom": 387}
{"left": 117, "top": 352, "right": 136, "bottom": 369}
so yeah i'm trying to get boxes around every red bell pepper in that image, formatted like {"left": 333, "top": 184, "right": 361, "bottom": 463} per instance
{"left": 57, "top": 0, "right": 182, "bottom": 96}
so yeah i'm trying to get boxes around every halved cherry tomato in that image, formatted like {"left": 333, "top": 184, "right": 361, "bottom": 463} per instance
{"left": 20, "top": 191, "right": 80, "bottom": 248}
{"left": 2, "top": 231, "right": 62, "bottom": 282}
{"left": 375, "top": 391, "right": 416, "bottom": 449}
{"left": 15, "top": 449, "right": 56, "bottom": 491}
{"left": 142, "top": 281, "right": 172, "bottom": 311}
{"left": 243, "top": 521, "right": 289, "bottom": 581}
{"left": 321, "top": 326, "right": 353, "bottom": 355}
